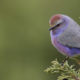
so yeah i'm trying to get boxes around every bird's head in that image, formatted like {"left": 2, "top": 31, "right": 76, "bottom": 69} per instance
{"left": 49, "top": 14, "right": 69, "bottom": 35}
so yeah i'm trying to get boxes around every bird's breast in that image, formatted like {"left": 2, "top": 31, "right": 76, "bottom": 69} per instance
{"left": 50, "top": 31, "right": 70, "bottom": 56}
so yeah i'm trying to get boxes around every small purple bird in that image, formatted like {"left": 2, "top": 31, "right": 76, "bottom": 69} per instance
{"left": 49, "top": 14, "right": 80, "bottom": 63}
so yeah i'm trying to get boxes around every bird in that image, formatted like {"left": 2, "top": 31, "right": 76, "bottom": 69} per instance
{"left": 49, "top": 14, "right": 80, "bottom": 64}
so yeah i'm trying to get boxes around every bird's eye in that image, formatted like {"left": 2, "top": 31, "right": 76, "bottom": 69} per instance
{"left": 49, "top": 20, "right": 63, "bottom": 31}
{"left": 55, "top": 23, "right": 62, "bottom": 27}
{"left": 55, "top": 19, "right": 64, "bottom": 27}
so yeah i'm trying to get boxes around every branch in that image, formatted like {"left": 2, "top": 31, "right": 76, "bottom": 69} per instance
{"left": 44, "top": 59, "right": 80, "bottom": 80}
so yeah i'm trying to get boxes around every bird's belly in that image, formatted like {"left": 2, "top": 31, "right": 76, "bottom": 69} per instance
{"left": 51, "top": 37, "right": 71, "bottom": 56}
{"left": 51, "top": 37, "right": 80, "bottom": 57}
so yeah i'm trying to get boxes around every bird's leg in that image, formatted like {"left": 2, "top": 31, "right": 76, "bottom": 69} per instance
{"left": 61, "top": 56, "right": 69, "bottom": 66}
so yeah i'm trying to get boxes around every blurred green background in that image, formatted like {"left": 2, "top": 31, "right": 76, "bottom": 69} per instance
{"left": 0, "top": 0, "right": 80, "bottom": 80}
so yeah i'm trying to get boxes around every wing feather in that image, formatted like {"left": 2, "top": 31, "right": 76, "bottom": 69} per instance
{"left": 58, "top": 23, "right": 80, "bottom": 48}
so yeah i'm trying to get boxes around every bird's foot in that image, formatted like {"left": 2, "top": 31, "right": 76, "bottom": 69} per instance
{"left": 61, "top": 56, "right": 69, "bottom": 66}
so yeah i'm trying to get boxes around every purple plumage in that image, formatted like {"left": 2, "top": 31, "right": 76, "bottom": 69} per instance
{"left": 50, "top": 31, "right": 80, "bottom": 56}
{"left": 49, "top": 14, "right": 80, "bottom": 57}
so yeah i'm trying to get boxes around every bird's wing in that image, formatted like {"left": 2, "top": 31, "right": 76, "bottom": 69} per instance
{"left": 58, "top": 25, "right": 80, "bottom": 48}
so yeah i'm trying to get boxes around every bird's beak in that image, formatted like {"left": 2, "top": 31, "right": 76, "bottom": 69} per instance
{"left": 48, "top": 24, "right": 56, "bottom": 31}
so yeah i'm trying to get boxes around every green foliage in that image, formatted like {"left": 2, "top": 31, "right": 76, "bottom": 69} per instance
{"left": 45, "top": 59, "right": 80, "bottom": 80}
